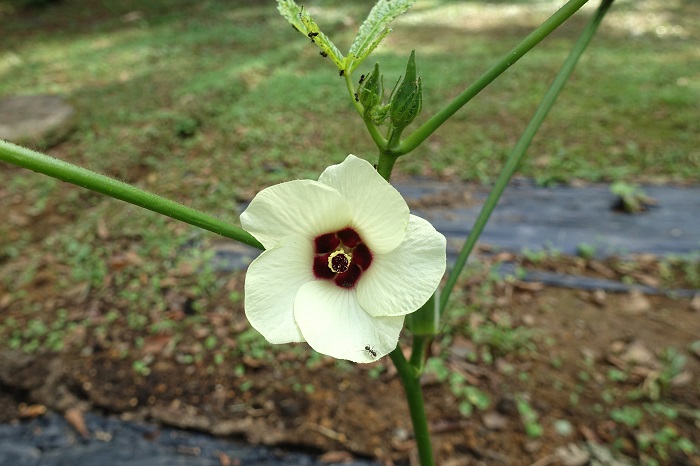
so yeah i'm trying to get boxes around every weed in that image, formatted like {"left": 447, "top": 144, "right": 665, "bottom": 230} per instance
{"left": 515, "top": 395, "right": 543, "bottom": 438}
{"left": 576, "top": 242, "right": 597, "bottom": 260}
{"left": 425, "top": 359, "right": 490, "bottom": 417}
{"left": 611, "top": 406, "right": 644, "bottom": 428}
{"left": 469, "top": 321, "right": 536, "bottom": 358}
{"left": 132, "top": 359, "right": 152, "bottom": 376}
{"left": 610, "top": 181, "right": 654, "bottom": 214}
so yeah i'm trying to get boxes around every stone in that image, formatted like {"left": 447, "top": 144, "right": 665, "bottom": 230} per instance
{"left": 0, "top": 94, "right": 76, "bottom": 147}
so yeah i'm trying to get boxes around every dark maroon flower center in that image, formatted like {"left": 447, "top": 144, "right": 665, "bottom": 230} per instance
{"left": 313, "top": 227, "right": 373, "bottom": 289}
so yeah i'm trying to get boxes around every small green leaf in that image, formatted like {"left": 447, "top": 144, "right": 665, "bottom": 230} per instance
{"left": 277, "top": 0, "right": 345, "bottom": 71}
{"left": 347, "top": 0, "right": 415, "bottom": 71}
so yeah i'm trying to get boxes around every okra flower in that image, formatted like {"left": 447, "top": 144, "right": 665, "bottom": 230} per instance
{"left": 241, "top": 155, "right": 446, "bottom": 363}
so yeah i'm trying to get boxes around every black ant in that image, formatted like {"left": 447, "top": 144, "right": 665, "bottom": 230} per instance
{"left": 307, "top": 31, "right": 319, "bottom": 43}
{"left": 364, "top": 345, "right": 378, "bottom": 358}
{"left": 354, "top": 92, "right": 359, "bottom": 102}
{"left": 339, "top": 69, "right": 345, "bottom": 77}
{"left": 320, "top": 51, "right": 328, "bottom": 58}
{"left": 359, "top": 74, "right": 365, "bottom": 85}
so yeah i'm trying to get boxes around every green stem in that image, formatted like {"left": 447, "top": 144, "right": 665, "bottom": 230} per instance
{"left": 344, "top": 71, "right": 386, "bottom": 149}
{"left": 439, "top": 0, "right": 614, "bottom": 312}
{"left": 389, "top": 346, "right": 434, "bottom": 466}
{"left": 408, "top": 336, "right": 430, "bottom": 373}
{"left": 376, "top": 150, "right": 397, "bottom": 181}
{"left": 399, "top": 0, "right": 591, "bottom": 155}
{"left": 0, "top": 140, "right": 263, "bottom": 250}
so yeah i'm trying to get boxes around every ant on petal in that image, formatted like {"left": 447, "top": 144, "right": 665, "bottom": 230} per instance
{"left": 363, "top": 344, "right": 378, "bottom": 359}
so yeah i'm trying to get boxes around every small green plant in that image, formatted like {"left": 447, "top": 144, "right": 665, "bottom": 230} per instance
{"left": 610, "top": 181, "right": 654, "bottom": 214}
{"left": 425, "top": 359, "right": 490, "bottom": 417}
{"left": 516, "top": 395, "right": 543, "bottom": 438}
{"left": 469, "top": 321, "right": 536, "bottom": 358}
{"left": 644, "top": 346, "right": 686, "bottom": 401}
{"left": 611, "top": 405, "right": 644, "bottom": 428}
{"left": 576, "top": 242, "right": 597, "bottom": 259}
{"left": 132, "top": 359, "right": 152, "bottom": 376}
{"left": 637, "top": 426, "right": 697, "bottom": 465}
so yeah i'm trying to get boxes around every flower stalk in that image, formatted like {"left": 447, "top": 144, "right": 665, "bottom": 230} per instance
{"left": 398, "top": 0, "right": 592, "bottom": 155}
{"left": 439, "top": 0, "right": 615, "bottom": 313}
{"left": 389, "top": 347, "right": 434, "bottom": 466}
{"left": 0, "top": 140, "right": 263, "bottom": 250}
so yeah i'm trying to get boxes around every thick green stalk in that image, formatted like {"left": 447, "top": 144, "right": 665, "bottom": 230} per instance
{"left": 376, "top": 151, "right": 397, "bottom": 181}
{"left": 439, "top": 0, "right": 614, "bottom": 312}
{"left": 389, "top": 347, "right": 434, "bottom": 466}
{"left": 0, "top": 140, "right": 263, "bottom": 250}
{"left": 399, "top": 0, "right": 591, "bottom": 155}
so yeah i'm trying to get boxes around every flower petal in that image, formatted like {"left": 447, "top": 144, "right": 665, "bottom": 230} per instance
{"left": 241, "top": 180, "right": 352, "bottom": 250}
{"left": 318, "top": 155, "right": 409, "bottom": 254}
{"left": 294, "top": 281, "right": 404, "bottom": 363}
{"left": 244, "top": 237, "right": 315, "bottom": 344}
{"left": 357, "top": 214, "right": 446, "bottom": 317}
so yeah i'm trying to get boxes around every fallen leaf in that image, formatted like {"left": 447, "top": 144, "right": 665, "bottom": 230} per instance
{"left": 142, "top": 334, "right": 172, "bottom": 354}
{"left": 65, "top": 408, "right": 89, "bottom": 438}
{"left": 96, "top": 217, "right": 109, "bottom": 239}
{"left": 482, "top": 411, "right": 508, "bottom": 431}
{"left": 555, "top": 443, "right": 590, "bottom": 466}
{"left": 318, "top": 450, "right": 354, "bottom": 463}
{"left": 18, "top": 403, "right": 47, "bottom": 418}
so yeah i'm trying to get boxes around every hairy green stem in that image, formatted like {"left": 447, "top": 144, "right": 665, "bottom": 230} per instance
{"left": 389, "top": 346, "right": 434, "bottom": 466}
{"left": 0, "top": 140, "right": 263, "bottom": 250}
{"left": 439, "top": 0, "right": 614, "bottom": 312}
{"left": 344, "top": 71, "right": 386, "bottom": 149}
{"left": 399, "top": 0, "right": 591, "bottom": 155}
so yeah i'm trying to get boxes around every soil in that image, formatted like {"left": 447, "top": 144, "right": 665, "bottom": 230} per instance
{"left": 1, "top": 258, "right": 698, "bottom": 465}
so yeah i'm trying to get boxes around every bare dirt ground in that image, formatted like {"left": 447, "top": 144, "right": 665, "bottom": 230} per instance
{"left": 1, "top": 249, "right": 698, "bottom": 465}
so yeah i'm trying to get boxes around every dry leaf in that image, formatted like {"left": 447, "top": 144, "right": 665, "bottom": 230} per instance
{"left": 65, "top": 408, "right": 89, "bottom": 438}
{"left": 18, "top": 403, "right": 47, "bottom": 418}
{"left": 318, "top": 450, "right": 355, "bottom": 463}
{"left": 96, "top": 217, "right": 109, "bottom": 239}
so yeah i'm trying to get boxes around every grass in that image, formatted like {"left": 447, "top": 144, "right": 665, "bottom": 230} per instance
{"left": 2, "top": 0, "right": 698, "bottom": 190}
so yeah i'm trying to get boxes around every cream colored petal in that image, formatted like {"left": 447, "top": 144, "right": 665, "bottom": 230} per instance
{"left": 357, "top": 214, "right": 446, "bottom": 317}
{"left": 318, "top": 155, "right": 409, "bottom": 254}
{"left": 244, "top": 237, "right": 315, "bottom": 344}
{"left": 294, "top": 280, "right": 404, "bottom": 363}
{"left": 240, "top": 180, "right": 352, "bottom": 250}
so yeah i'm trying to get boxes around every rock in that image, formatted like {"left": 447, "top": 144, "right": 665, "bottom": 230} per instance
{"left": 553, "top": 419, "right": 574, "bottom": 437}
{"left": 591, "top": 289, "right": 607, "bottom": 307}
{"left": 0, "top": 94, "right": 76, "bottom": 147}
{"left": 619, "top": 340, "right": 658, "bottom": 369}
{"left": 690, "top": 294, "right": 700, "bottom": 312}
{"left": 623, "top": 289, "right": 651, "bottom": 315}
{"left": 482, "top": 412, "right": 508, "bottom": 431}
